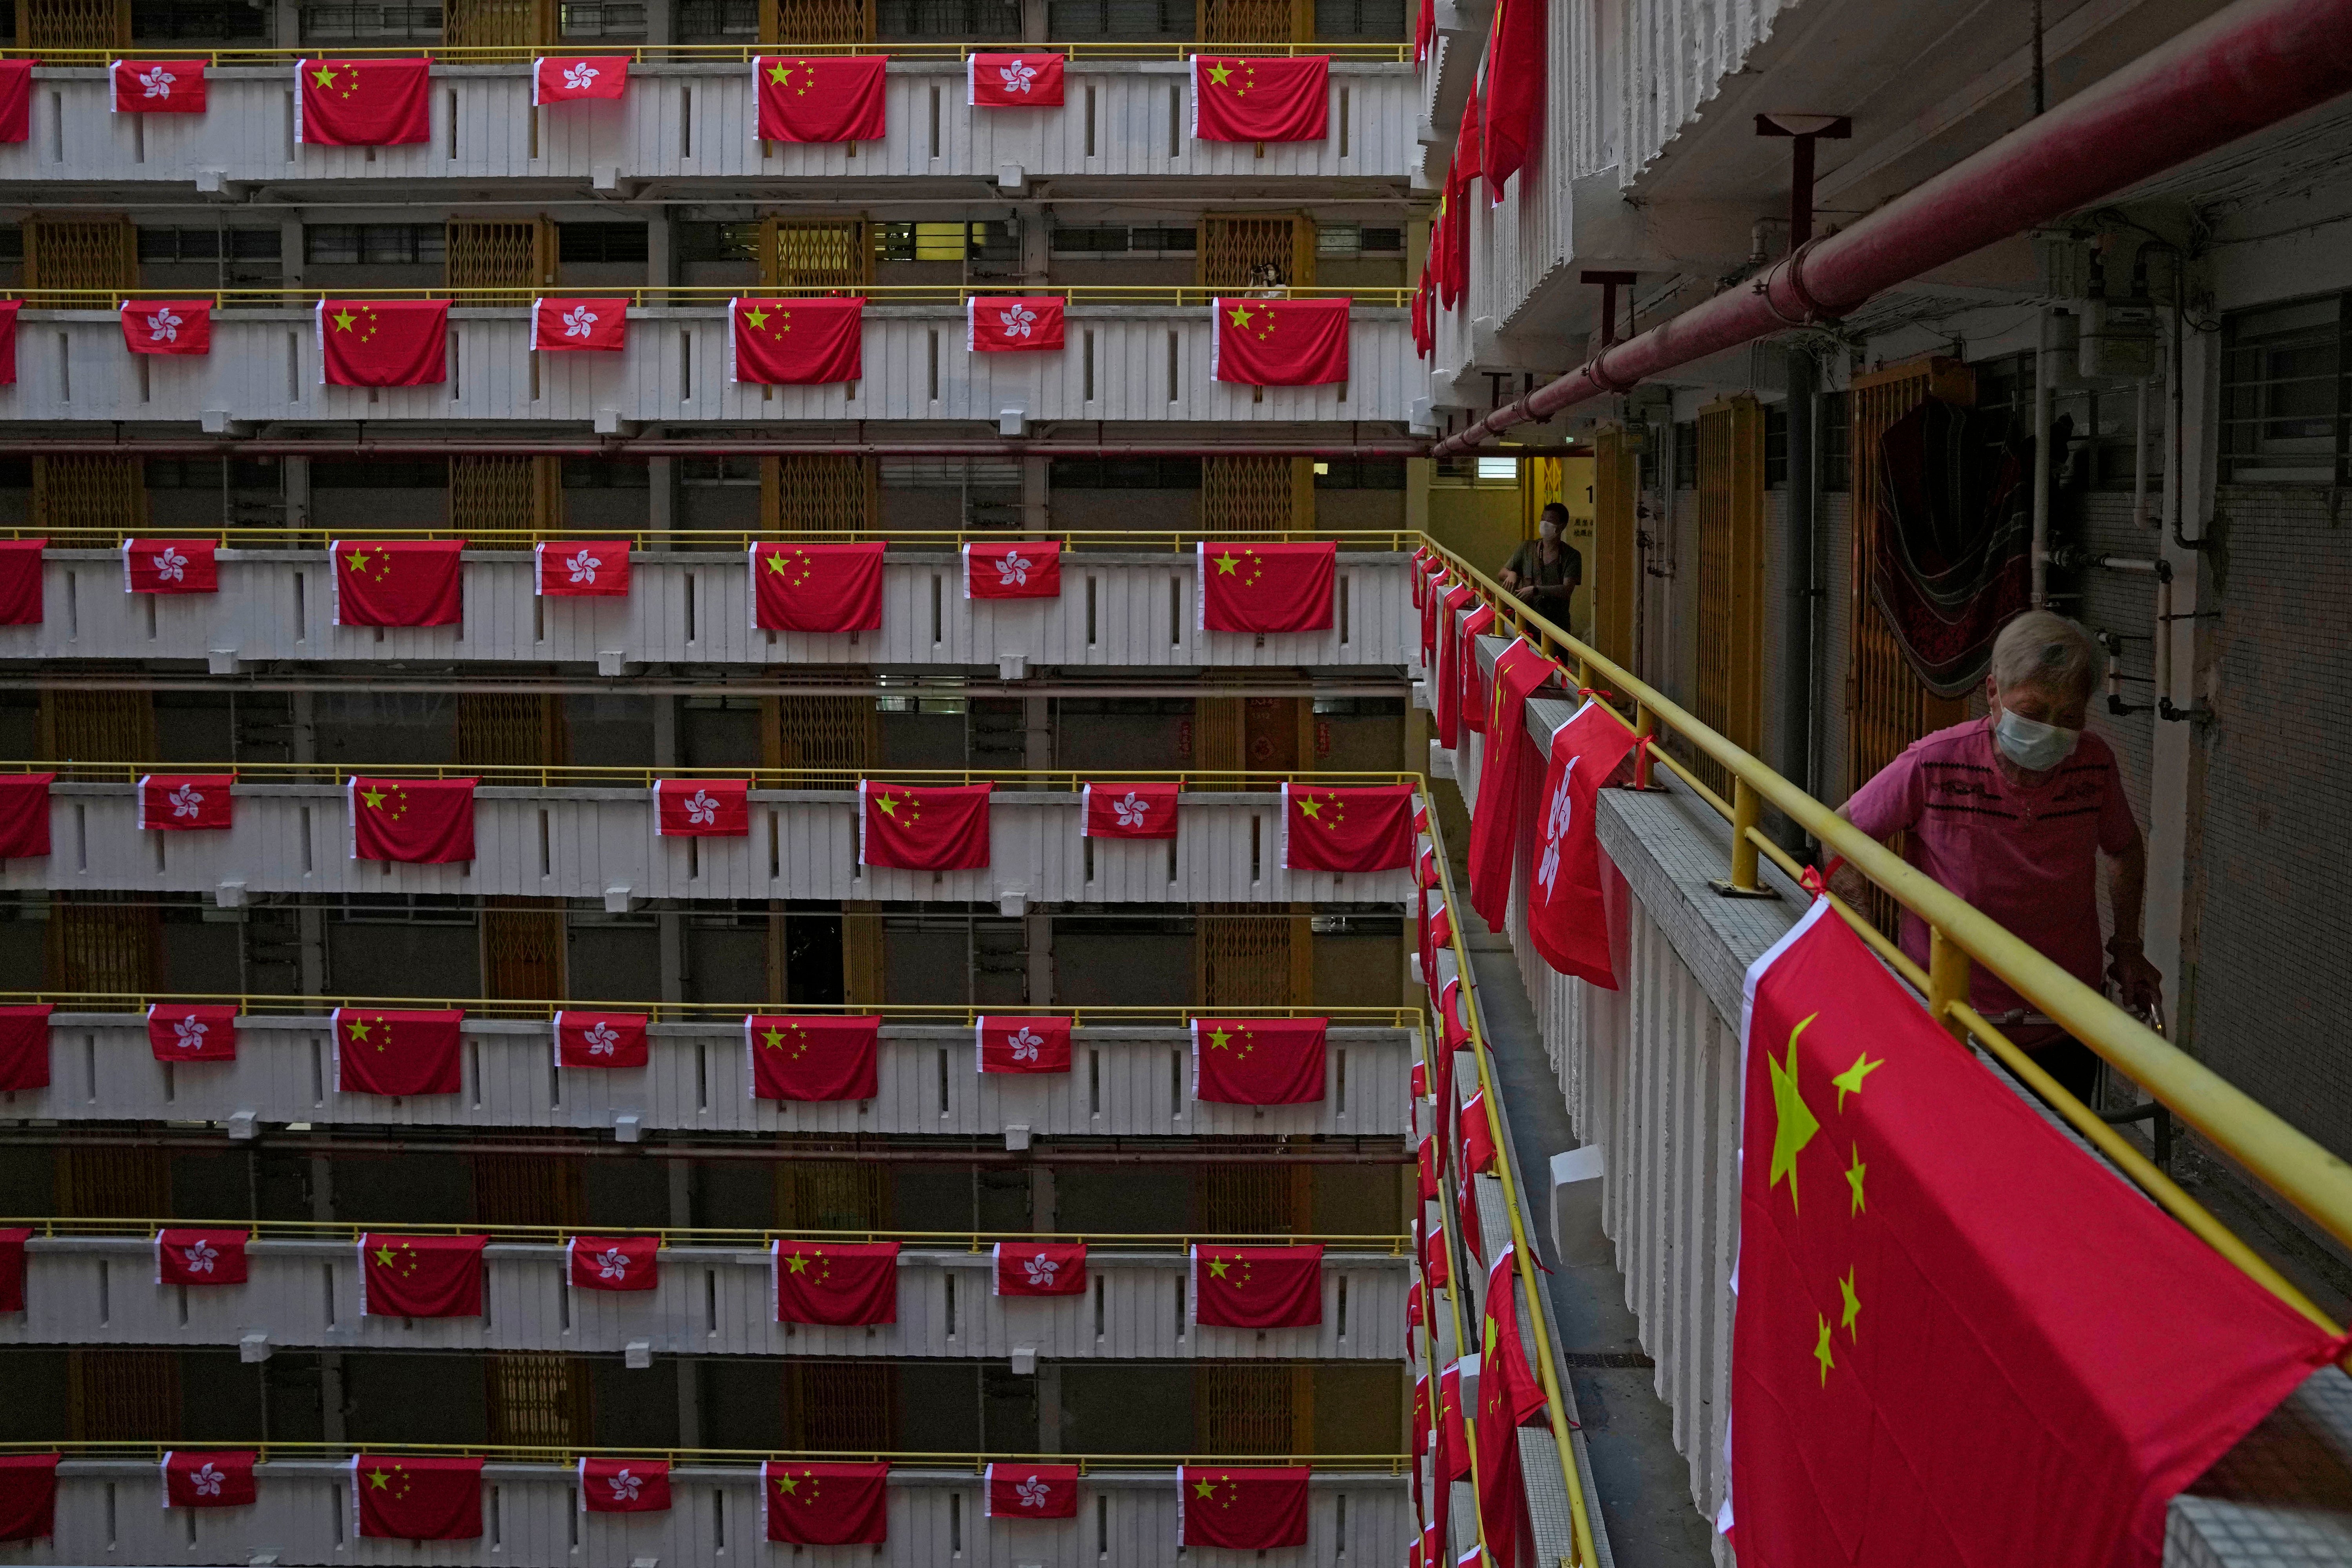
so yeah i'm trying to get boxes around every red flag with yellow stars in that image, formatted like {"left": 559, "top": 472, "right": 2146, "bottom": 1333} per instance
{"left": 1210, "top": 296, "right": 1350, "bottom": 387}
{"left": 773, "top": 1238, "right": 899, "bottom": 1326}
{"left": 749, "top": 539, "right": 884, "bottom": 632}
{"left": 746, "top": 1013, "right": 880, "bottom": 1102}
{"left": 330, "top": 538, "right": 463, "bottom": 626}
{"left": 1280, "top": 782, "right": 1414, "bottom": 873}
{"left": 1196, "top": 539, "right": 1336, "bottom": 633}
{"left": 352, "top": 1455, "right": 483, "bottom": 1539}
{"left": 294, "top": 57, "right": 430, "bottom": 145}
{"left": 1475, "top": 1244, "right": 1549, "bottom": 1567}
{"left": 1188, "top": 54, "right": 1328, "bottom": 142}
{"left": 0, "top": 1455, "right": 56, "bottom": 1543}
{"left": 347, "top": 776, "right": 475, "bottom": 864}
{"left": 1190, "top": 1016, "right": 1327, "bottom": 1105}
{"left": 1176, "top": 1466, "right": 1310, "bottom": 1550}
{"left": 1191, "top": 1243, "right": 1322, "bottom": 1329}
{"left": 858, "top": 780, "right": 991, "bottom": 871}
{"left": 762, "top": 1461, "right": 888, "bottom": 1546}
{"left": 1725, "top": 900, "right": 2350, "bottom": 1568}
{"left": 1466, "top": 638, "right": 1561, "bottom": 929}
{"left": 332, "top": 1006, "right": 465, "bottom": 1096}
{"left": 358, "top": 1234, "right": 486, "bottom": 1319}
{"left": 728, "top": 295, "right": 864, "bottom": 385}
{"left": 752, "top": 54, "right": 886, "bottom": 142}
{"left": 316, "top": 299, "right": 447, "bottom": 385}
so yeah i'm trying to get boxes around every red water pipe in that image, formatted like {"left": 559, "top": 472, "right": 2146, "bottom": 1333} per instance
{"left": 1432, "top": 0, "right": 2352, "bottom": 455}
{"left": 0, "top": 439, "right": 1457, "bottom": 458}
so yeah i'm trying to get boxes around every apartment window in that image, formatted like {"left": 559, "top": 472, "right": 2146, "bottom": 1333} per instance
{"left": 561, "top": 459, "right": 652, "bottom": 488}
{"left": 2220, "top": 293, "right": 2346, "bottom": 484}
{"left": 673, "top": 0, "right": 757, "bottom": 33}
{"left": 1312, "top": 457, "right": 1408, "bottom": 489}
{"left": 1361, "top": 227, "right": 1404, "bottom": 255}
{"left": 132, "top": 0, "right": 267, "bottom": 36}
{"left": 305, "top": 224, "right": 446, "bottom": 267}
{"left": 1317, "top": 224, "right": 1363, "bottom": 258}
{"left": 1671, "top": 421, "right": 1699, "bottom": 490}
{"left": 1820, "top": 390, "right": 1851, "bottom": 492}
{"left": 880, "top": 458, "right": 1022, "bottom": 490}
{"left": 1430, "top": 457, "right": 1517, "bottom": 488}
{"left": 1050, "top": 224, "right": 1194, "bottom": 257}
{"left": 1049, "top": 457, "right": 1203, "bottom": 488}
{"left": 138, "top": 227, "right": 281, "bottom": 264}
{"left": 674, "top": 221, "right": 760, "bottom": 264}
{"left": 145, "top": 458, "right": 279, "bottom": 490}
{"left": 557, "top": 0, "right": 646, "bottom": 32}
{"left": 874, "top": 221, "right": 1015, "bottom": 265}
{"left": 680, "top": 456, "right": 762, "bottom": 485}
{"left": 300, "top": 3, "right": 443, "bottom": 38}
{"left": 1311, "top": 0, "right": 1405, "bottom": 34}
{"left": 312, "top": 459, "right": 449, "bottom": 488}
{"left": 1044, "top": 0, "right": 1196, "bottom": 37}
{"left": 1974, "top": 347, "right": 2168, "bottom": 494}
{"left": 0, "top": 229, "right": 21, "bottom": 264}
{"left": 557, "top": 224, "right": 650, "bottom": 265}
{"left": 875, "top": 0, "right": 1019, "bottom": 33}
{"left": 1764, "top": 402, "right": 1789, "bottom": 488}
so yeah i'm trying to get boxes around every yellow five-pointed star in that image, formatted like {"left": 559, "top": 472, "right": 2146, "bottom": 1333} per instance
{"left": 1208, "top": 1026, "right": 1232, "bottom": 1050}
{"left": 345, "top": 1016, "right": 372, "bottom": 1042}
{"left": 1206, "top": 62, "right": 1232, "bottom": 85}
{"left": 787, "top": 1251, "right": 808, "bottom": 1273}
{"left": 1832, "top": 1049, "right": 1884, "bottom": 1111}
{"left": 1193, "top": 1477, "right": 1218, "bottom": 1499}
{"left": 775, "top": 1472, "right": 798, "bottom": 1494}
{"left": 1838, "top": 1266, "right": 1860, "bottom": 1338}
{"left": 877, "top": 794, "right": 898, "bottom": 816}
{"left": 744, "top": 305, "right": 770, "bottom": 330}
{"left": 768, "top": 62, "right": 790, "bottom": 83}
{"left": 765, "top": 552, "right": 788, "bottom": 574}
{"left": 347, "top": 548, "right": 371, "bottom": 572}
{"left": 1813, "top": 1313, "right": 1836, "bottom": 1385}
{"left": 1298, "top": 795, "right": 1322, "bottom": 818}
{"left": 1226, "top": 303, "right": 1254, "bottom": 328}
{"left": 360, "top": 785, "right": 385, "bottom": 809}
{"left": 1767, "top": 1014, "right": 1821, "bottom": 1213}
{"left": 367, "top": 1466, "right": 390, "bottom": 1489}
{"left": 1845, "top": 1145, "right": 1866, "bottom": 1216}
{"left": 373, "top": 1244, "right": 394, "bottom": 1267}
{"left": 1207, "top": 1255, "right": 1228, "bottom": 1278}
{"left": 332, "top": 309, "right": 357, "bottom": 332}
{"left": 312, "top": 64, "right": 338, "bottom": 87}
{"left": 1213, "top": 550, "right": 1240, "bottom": 574}
{"left": 762, "top": 1026, "right": 785, "bottom": 1050}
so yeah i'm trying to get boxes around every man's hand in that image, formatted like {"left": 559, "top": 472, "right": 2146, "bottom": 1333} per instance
{"left": 1498, "top": 568, "right": 1521, "bottom": 590}
{"left": 2108, "top": 945, "right": 2163, "bottom": 1018}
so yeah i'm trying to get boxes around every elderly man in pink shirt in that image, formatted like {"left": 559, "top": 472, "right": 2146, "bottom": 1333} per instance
{"left": 1831, "top": 610, "right": 2163, "bottom": 1105}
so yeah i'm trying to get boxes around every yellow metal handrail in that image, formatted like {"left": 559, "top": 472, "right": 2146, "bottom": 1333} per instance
{"left": 0, "top": 1439, "right": 1412, "bottom": 1470}
{"left": 6, "top": 1217, "right": 1407, "bottom": 1252}
{"left": 1419, "top": 539, "right": 2352, "bottom": 1346}
{"left": 8, "top": 761, "right": 1414, "bottom": 789}
{"left": 18, "top": 284, "right": 1413, "bottom": 310}
{"left": 24, "top": 527, "right": 1422, "bottom": 549}
{"left": 2, "top": 41, "right": 1410, "bottom": 65}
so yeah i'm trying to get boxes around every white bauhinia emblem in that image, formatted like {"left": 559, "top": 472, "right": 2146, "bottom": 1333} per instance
{"left": 168, "top": 781, "right": 204, "bottom": 817}
{"left": 191, "top": 1462, "right": 224, "bottom": 1496}
{"left": 145, "top": 307, "right": 183, "bottom": 344}
{"left": 561, "top": 304, "right": 599, "bottom": 339}
{"left": 566, "top": 548, "right": 602, "bottom": 584}
{"left": 1015, "top": 1474, "right": 1051, "bottom": 1509}
{"left": 607, "top": 1466, "right": 641, "bottom": 1501}
{"left": 1022, "top": 1253, "right": 1059, "bottom": 1288}
{"left": 995, "top": 549, "right": 1033, "bottom": 587}
{"left": 563, "top": 62, "right": 600, "bottom": 92}
{"left": 153, "top": 545, "right": 189, "bottom": 583}
{"left": 595, "top": 1247, "right": 630, "bottom": 1281}
{"left": 138, "top": 65, "right": 176, "bottom": 100}
{"left": 1534, "top": 756, "right": 1578, "bottom": 897}
{"left": 173, "top": 1015, "right": 209, "bottom": 1049}
{"left": 684, "top": 789, "right": 719, "bottom": 826}
{"left": 183, "top": 1239, "right": 218, "bottom": 1274}
{"left": 998, "top": 60, "right": 1038, "bottom": 94}
{"left": 1112, "top": 791, "right": 1150, "bottom": 829}
{"left": 997, "top": 302, "right": 1037, "bottom": 339}
{"left": 584, "top": 1019, "right": 620, "bottom": 1056}
{"left": 1007, "top": 1026, "right": 1043, "bottom": 1062}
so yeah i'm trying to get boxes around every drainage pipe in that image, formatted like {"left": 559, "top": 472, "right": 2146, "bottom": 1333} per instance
{"left": 1430, "top": 0, "right": 2352, "bottom": 456}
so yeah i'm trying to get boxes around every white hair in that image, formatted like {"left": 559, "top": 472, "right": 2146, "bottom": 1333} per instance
{"left": 1989, "top": 609, "right": 2096, "bottom": 699}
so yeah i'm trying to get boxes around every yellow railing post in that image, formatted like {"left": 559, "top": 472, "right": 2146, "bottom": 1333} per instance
{"left": 1707, "top": 778, "right": 1775, "bottom": 899}
{"left": 1927, "top": 927, "right": 1972, "bottom": 1041}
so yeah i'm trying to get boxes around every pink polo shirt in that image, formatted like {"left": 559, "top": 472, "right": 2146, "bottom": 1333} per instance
{"left": 1844, "top": 718, "right": 2140, "bottom": 1020}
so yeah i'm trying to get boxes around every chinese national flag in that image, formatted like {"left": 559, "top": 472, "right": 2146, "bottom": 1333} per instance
{"left": 161, "top": 1451, "right": 256, "bottom": 1509}
{"left": 1178, "top": 1467, "right": 1310, "bottom": 1550}
{"left": 967, "top": 296, "right": 1065, "bottom": 352}
{"left": 1456, "top": 602, "right": 1496, "bottom": 731}
{"left": 554, "top": 1009, "right": 649, "bottom": 1069}
{"left": 964, "top": 539, "right": 1060, "bottom": 599}
{"left": 359, "top": 1234, "right": 486, "bottom": 1318}
{"left": 567, "top": 1235, "right": 659, "bottom": 1293}
{"left": 1457, "top": 1174, "right": 1485, "bottom": 1258}
{"left": 747, "top": 1014, "right": 880, "bottom": 1102}
{"left": 1480, "top": 0, "right": 1544, "bottom": 198}
{"left": 654, "top": 777, "right": 749, "bottom": 837}
{"left": 1459, "top": 1089, "right": 1496, "bottom": 1174}
{"left": 332, "top": 539, "right": 463, "bottom": 626}
{"left": 984, "top": 1462, "right": 1078, "bottom": 1518}
{"left": 296, "top": 57, "right": 430, "bottom": 145}
{"left": 1726, "top": 902, "right": 2347, "bottom": 1568}
{"left": 579, "top": 1457, "right": 669, "bottom": 1513}
{"left": 138, "top": 774, "right": 233, "bottom": 831}
{"left": 1419, "top": 1217, "right": 1449, "bottom": 1289}
{"left": 1082, "top": 780, "right": 1178, "bottom": 839}
{"left": 533, "top": 55, "right": 628, "bottom": 104}
{"left": 0, "top": 775, "right": 46, "bottom": 860}
{"left": 968, "top": 52, "right": 1064, "bottom": 106}
{"left": 1432, "top": 583, "right": 1474, "bottom": 746}
{"left": 993, "top": 1240, "right": 1086, "bottom": 1297}
{"left": 113, "top": 58, "right": 207, "bottom": 112}
{"left": 1281, "top": 783, "right": 1413, "bottom": 873}
{"left": 859, "top": 780, "right": 991, "bottom": 871}
{"left": 773, "top": 1239, "right": 899, "bottom": 1326}
{"left": 334, "top": 1007, "right": 465, "bottom": 1096}
{"left": 750, "top": 540, "right": 884, "bottom": 632}
{"left": 534, "top": 538, "right": 630, "bottom": 596}
{"left": 977, "top": 1014, "right": 1071, "bottom": 1075}
{"left": 753, "top": 54, "right": 886, "bottom": 142}
{"left": 318, "top": 299, "right": 447, "bottom": 386}
{"left": 531, "top": 297, "right": 627, "bottom": 353}
{"left": 121, "top": 299, "right": 211, "bottom": 355}
{"left": 764, "top": 1462, "right": 888, "bottom": 1546}
{"left": 1528, "top": 699, "right": 1638, "bottom": 988}
{"left": 124, "top": 538, "right": 218, "bottom": 594}
{"left": 1192, "top": 1245, "right": 1322, "bottom": 1329}
{"left": 1197, "top": 540, "right": 1335, "bottom": 633}
{"left": 1467, "top": 639, "right": 1561, "bottom": 929}
{"left": 0, "top": 1005, "right": 51, "bottom": 1093}
{"left": 1417, "top": 1134, "right": 1439, "bottom": 1201}
{"left": 1191, "top": 1017, "right": 1327, "bottom": 1105}
{"left": 147, "top": 1003, "right": 238, "bottom": 1062}
{"left": 1476, "top": 1246, "right": 1548, "bottom": 1567}
{"left": 156, "top": 1229, "right": 248, "bottom": 1286}
{"left": 348, "top": 777, "right": 476, "bottom": 864}
{"left": 1211, "top": 297, "right": 1349, "bottom": 387}
{"left": 729, "top": 296, "right": 863, "bottom": 385}
{"left": 0, "top": 1456, "right": 56, "bottom": 1542}
{"left": 1189, "top": 55, "right": 1328, "bottom": 142}
{"left": 0, "top": 63, "right": 27, "bottom": 143}
{"left": 0, "top": 539, "right": 41, "bottom": 622}
{"left": 1436, "top": 1361, "right": 1470, "bottom": 1482}
{"left": 353, "top": 1455, "right": 483, "bottom": 1539}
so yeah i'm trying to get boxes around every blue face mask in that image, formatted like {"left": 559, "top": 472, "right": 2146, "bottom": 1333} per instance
{"left": 1994, "top": 708, "right": 2080, "bottom": 771}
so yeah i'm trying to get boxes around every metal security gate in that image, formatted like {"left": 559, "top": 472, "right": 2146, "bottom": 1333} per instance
{"left": 761, "top": 454, "right": 878, "bottom": 533}
{"left": 1203, "top": 455, "right": 1315, "bottom": 534}
{"left": 1200, "top": 215, "right": 1317, "bottom": 289}
{"left": 33, "top": 455, "right": 148, "bottom": 546}
{"left": 758, "top": 218, "right": 874, "bottom": 290}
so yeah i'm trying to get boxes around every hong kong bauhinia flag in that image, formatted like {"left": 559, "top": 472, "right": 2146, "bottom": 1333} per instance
{"left": 1082, "top": 780, "right": 1178, "bottom": 839}
{"left": 296, "top": 57, "right": 430, "bottom": 145}
{"left": 748, "top": 1014, "right": 880, "bottom": 1102}
{"left": 567, "top": 1235, "right": 659, "bottom": 1292}
{"left": 753, "top": 54, "right": 886, "bottom": 142}
{"left": 1528, "top": 699, "right": 1637, "bottom": 987}
{"left": 332, "top": 539, "right": 463, "bottom": 626}
{"left": 1191, "top": 1017, "right": 1327, "bottom": 1105}
{"left": 112, "top": 59, "right": 207, "bottom": 113}
{"left": 1190, "top": 55, "right": 1328, "bottom": 142}
{"left": 1178, "top": 1466, "right": 1310, "bottom": 1550}
{"left": 353, "top": 1455, "right": 483, "bottom": 1540}
{"left": 534, "top": 538, "right": 630, "bottom": 596}
{"left": 554, "top": 1009, "right": 649, "bottom": 1069}
{"left": 655, "top": 777, "right": 749, "bottom": 837}
{"left": 334, "top": 1007, "right": 465, "bottom": 1096}
{"left": 968, "top": 52, "right": 1064, "bottom": 106}
{"left": 1192, "top": 1244, "right": 1322, "bottom": 1328}
{"left": 147, "top": 1002, "right": 238, "bottom": 1062}
{"left": 138, "top": 774, "right": 232, "bottom": 831}
{"left": 964, "top": 539, "right": 1060, "bottom": 599}
{"left": 773, "top": 1239, "right": 899, "bottom": 1325}
{"left": 968, "top": 296, "right": 1065, "bottom": 352}
{"left": 860, "top": 781, "right": 991, "bottom": 871}
{"left": 161, "top": 1451, "right": 256, "bottom": 1509}
{"left": 531, "top": 297, "right": 627, "bottom": 352}
{"left": 1212, "top": 297, "right": 1349, "bottom": 387}
{"left": 0, "top": 775, "right": 47, "bottom": 860}
{"left": 348, "top": 777, "right": 476, "bottom": 863}
{"left": 359, "top": 1234, "right": 486, "bottom": 1318}
{"left": 729, "top": 296, "right": 864, "bottom": 385}
{"left": 764, "top": 1462, "right": 888, "bottom": 1546}
{"left": 318, "top": 299, "right": 447, "bottom": 386}
{"left": 1198, "top": 541, "right": 1336, "bottom": 633}
{"left": 579, "top": 1457, "right": 669, "bottom": 1513}
{"left": 0, "top": 1005, "right": 50, "bottom": 1093}
{"left": 156, "top": 1229, "right": 248, "bottom": 1286}
{"left": 977, "top": 1014, "right": 1071, "bottom": 1075}
{"left": 533, "top": 55, "right": 628, "bottom": 104}
{"left": 985, "top": 1462, "right": 1078, "bottom": 1518}
{"left": 1281, "top": 782, "right": 1414, "bottom": 872}
{"left": 122, "top": 300, "right": 211, "bottom": 356}
{"left": 750, "top": 540, "right": 884, "bottom": 632}
{"left": 124, "top": 538, "right": 218, "bottom": 594}
{"left": 993, "top": 1240, "right": 1085, "bottom": 1297}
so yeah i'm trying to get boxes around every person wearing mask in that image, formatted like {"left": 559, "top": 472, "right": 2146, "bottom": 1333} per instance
{"left": 1499, "top": 502, "right": 1583, "bottom": 630}
{"left": 1830, "top": 610, "right": 2163, "bottom": 1106}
